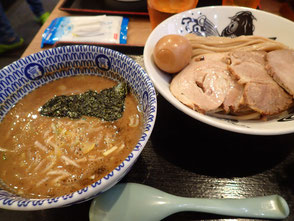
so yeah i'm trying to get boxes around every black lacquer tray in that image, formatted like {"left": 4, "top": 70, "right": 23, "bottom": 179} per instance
{"left": 59, "top": 0, "right": 149, "bottom": 16}
{"left": 58, "top": 0, "right": 223, "bottom": 16}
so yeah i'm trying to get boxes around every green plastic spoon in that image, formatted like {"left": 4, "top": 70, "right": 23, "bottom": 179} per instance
{"left": 89, "top": 183, "right": 289, "bottom": 221}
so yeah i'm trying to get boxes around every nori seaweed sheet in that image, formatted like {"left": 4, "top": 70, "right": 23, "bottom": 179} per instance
{"left": 39, "top": 82, "right": 128, "bottom": 121}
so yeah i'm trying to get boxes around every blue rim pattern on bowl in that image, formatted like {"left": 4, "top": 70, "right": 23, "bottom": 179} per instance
{"left": 180, "top": 10, "right": 257, "bottom": 37}
{"left": 0, "top": 45, "right": 157, "bottom": 210}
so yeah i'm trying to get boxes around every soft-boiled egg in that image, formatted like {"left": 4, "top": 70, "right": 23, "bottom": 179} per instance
{"left": 153, "top": 34, "right": 192, "bottom": 74}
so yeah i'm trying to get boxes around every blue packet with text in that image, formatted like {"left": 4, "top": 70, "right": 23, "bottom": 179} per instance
{"left": 41, "top": 15, "right": 129, "bottom": 48}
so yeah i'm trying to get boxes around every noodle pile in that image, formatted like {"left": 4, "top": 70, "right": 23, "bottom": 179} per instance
{"left": 185, "top": 34, "right": 289, "bottom": 58}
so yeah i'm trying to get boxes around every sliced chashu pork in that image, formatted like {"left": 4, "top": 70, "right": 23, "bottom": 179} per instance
{"left": 266, "top": 49, "right": 294, "bottom": 97}
{"left": 244, "top": 82, "right": 293, "bottom": 115}
{"left": 228, "top": 51, "right": 271, "bottom": 84}
{"left": 170, "top": 53, "right": 243, "bottom": 113}
{"left": 228, "top": 51, "right": 292, "bottom": 115}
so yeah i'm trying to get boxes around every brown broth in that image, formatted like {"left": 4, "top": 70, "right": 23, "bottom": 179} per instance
{"left": 0, "top": 76, "right": 143, "bottom": 198}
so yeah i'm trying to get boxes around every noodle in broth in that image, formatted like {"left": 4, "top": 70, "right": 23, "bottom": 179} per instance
{"left": 0, "top": 76, "right": 143, "bottom": 198}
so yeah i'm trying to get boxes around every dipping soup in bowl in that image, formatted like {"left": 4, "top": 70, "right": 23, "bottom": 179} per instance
{"left": 0, "top": 75, "right": 142, "bottom": 198}
{"left": 0, "top": 45, "right": 156, "bottom": 210}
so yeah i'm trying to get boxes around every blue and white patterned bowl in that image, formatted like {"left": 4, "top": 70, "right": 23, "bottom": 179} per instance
{"left": 0, "top": 45, "right": 157, "bottom": 210}
{"left": 144, "top": 6, "right": 294, "bottom": 135}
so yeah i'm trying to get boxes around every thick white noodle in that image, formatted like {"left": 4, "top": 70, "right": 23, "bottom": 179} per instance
{"left": 185, "top": 34, "right": 288, "bottom": 58}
